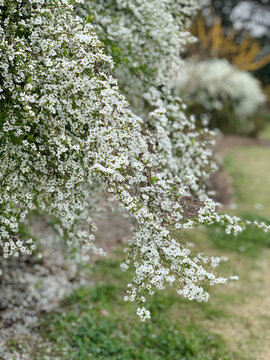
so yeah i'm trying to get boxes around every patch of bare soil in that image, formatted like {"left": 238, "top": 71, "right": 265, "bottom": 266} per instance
{"left": 94, "top": 202, "right": 132, "bottom": 253}
{"left": 213, "top": 135, "right": 270, "bottom": 157}
{"left": 209, "top": 168, "right": 235, "bottom": 207}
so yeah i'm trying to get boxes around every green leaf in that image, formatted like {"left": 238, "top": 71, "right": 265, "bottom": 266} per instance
{"left": 151, "top": 177, "right": 158, "bottom": 184}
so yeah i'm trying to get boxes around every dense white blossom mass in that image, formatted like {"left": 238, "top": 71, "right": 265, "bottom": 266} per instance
{"left": 77, "top": 0, "right": 197, "bottom": 111}
{"left": 1, "top": 0, "right": 269, "bottom": 320}
{"left": 77, "top": 0, "right": 218, "bottom": 201}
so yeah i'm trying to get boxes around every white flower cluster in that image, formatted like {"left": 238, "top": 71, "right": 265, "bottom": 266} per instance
{"left": 1, "top": 0, "right": 268, "bottom": 321}
{"left": 76, "top": 0, "right": 219, "bottom": 200}
{"left": 76, "top": 0, "right": 197, "bottom": 113}
{"left": 171, "top": 59, "right": 266, "bottom": 134}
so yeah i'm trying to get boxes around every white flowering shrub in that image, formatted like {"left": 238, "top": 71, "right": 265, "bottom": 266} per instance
{"left": 76, "top": 0, "right": 218, "bottom": 200}
{"left": 1, "top": 0, "right": 269, "bottom": 321}
{"left": 171, "top": 59, "right": 266, "bottom": 135}
{"left": 76, "top": 0, "right": 197, "bottom": 112}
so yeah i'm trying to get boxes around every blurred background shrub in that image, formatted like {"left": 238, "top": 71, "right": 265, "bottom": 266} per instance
{"left": 173, "top": 5, "right": 270, "bottom": 136}
{"left": 171, "top": 59, "right": 266, "bottom": 135}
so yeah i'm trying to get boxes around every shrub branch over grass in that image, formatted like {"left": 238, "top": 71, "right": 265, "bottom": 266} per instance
{"left": 1, "top": 0, "right": 270, "bottom": 320}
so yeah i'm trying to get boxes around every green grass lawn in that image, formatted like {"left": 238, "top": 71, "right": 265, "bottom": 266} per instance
{"left": 259, "top": 115, "right": 270, "bottom": 140}
{"left": 225, "top": 146, "right": 270, "bottom": 218}
{"left": 38, "top": 258, "right": 235, "bottom": 360}
{"left": 22, "top": 144, "right": 270, "bottom": 360}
